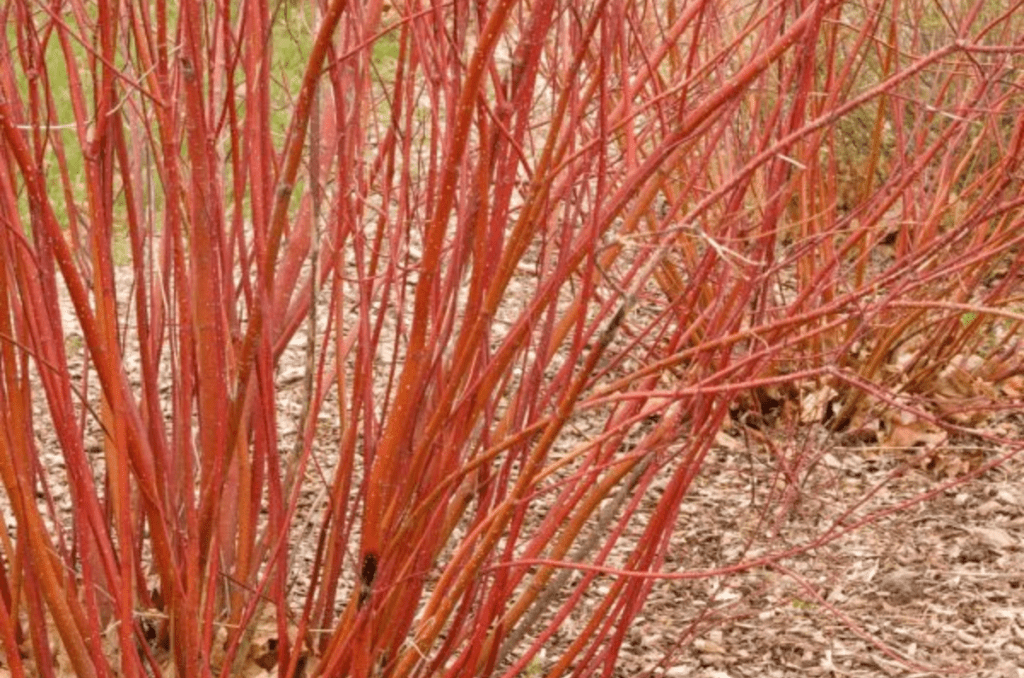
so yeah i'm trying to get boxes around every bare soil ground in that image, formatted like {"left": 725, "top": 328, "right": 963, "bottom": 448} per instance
{"left": 475, "top": 375, "right": 1024, "bottom": 678}
{"left": 609, "top": 429, "right": 1024, "bottom": 678}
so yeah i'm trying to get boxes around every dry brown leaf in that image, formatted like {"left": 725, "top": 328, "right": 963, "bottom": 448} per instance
{"left": 800, "top": 385, "right": 837, "bottom": 425}
{"left": 925, "top": 448, "right": 987, "bottom": 478}
{"left": 969, "top": 526, "right": 1017, "bottom": 550}
{"left": 714, "top": 429, "right": 745, "bottom": 453}
{"left": 881, "top": 411, "right": 947, "bottom": 449}
{"left": 998, "top": 374, "right": 1024, "bottom": 398}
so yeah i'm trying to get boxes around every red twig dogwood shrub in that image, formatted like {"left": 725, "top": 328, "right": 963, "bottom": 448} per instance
{"left": 0, "top": 0, "right": 1021, "bottom": 676}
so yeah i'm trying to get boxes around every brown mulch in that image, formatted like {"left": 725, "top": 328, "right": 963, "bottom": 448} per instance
{"left": 7, "top": 267, "right": 1023, "bottom": 678}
